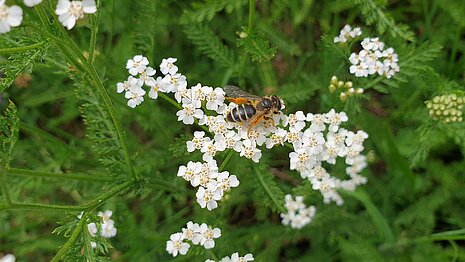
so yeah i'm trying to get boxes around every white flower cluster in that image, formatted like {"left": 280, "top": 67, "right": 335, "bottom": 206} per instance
{"left": 118, "top": 56, "right": 369, "bottom": 210}
{"left": 177, "top": 160, "right": 239, "bottom": 210}
{"left": 0, "top": 254, "right": 15, "bottom": 262}
{"left": 86, "top": 210, "right": 117, "bottom": 249}
{"left": 116, "top": 56, "right": 188, "bottom": 108}
{"left": 206, "top": 252, "right": 254, "bottom": 262}
{"left": 333, "top": 24, "right": 362, "bottom": 43}
{"left": 166, "top": 221, "right": 221, "bottom": 257}
{"left": 288, "top": 109, "right": 368, "bottom": 205}
{"left": 349, "top": 37, "right": 400, "bottom": 78}
{"left": 0, "top": 0, "right": 97, "bottom": 34}
{"left": 280, "top": 194, "right": 316, "bottom": 229}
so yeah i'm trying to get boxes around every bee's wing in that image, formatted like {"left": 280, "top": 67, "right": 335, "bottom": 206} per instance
{"left": 223, "top": 85, "right": 260, "bottom": 100}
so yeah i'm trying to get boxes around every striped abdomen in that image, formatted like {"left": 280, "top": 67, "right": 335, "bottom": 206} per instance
{"left": 226, "top": 104, "right": 257, "bottom": 122}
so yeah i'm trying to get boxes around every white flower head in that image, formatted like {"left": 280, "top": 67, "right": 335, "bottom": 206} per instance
{"left": 0, "top": 1, "right": 22, "bottom": 34}
{"left": 186, "top": 131, "right": 208, "bottom": 152}
{"left": 125, "top": 85, "right": 146, "bottom": 108}
{"left": 198, "top": 223, "right": 221, "bottom": 249}
{"left": 139, "top": 66, "right": 156, "bottom": 86}
{"left": 24, "top": 0, "right": 43, "bottom": 7}
{"left": 148, "top": 76, "right": 165, "bottom": 99}
{"left": 126, "top": 55, "right": 149, "bottom": 76}
{"left": 162, "top": 73, "right": 187, "bottom": 93}
{"left": 166, "top": 232, "right": 190, "bottom": 257}
{"left": 205, "top": 87, "right": 226, "bottom": 111}
{"left": 117, "top": 75, "right": 142, "bottom": 94}
{"left": 182, "top": 221, "right": 201, "bottom": 242}
{"left": 240, "top": 139, "right": 262, "bottom": 163}
{"left": 160, "top": 57, "right": 178, "bottom": 75}
{"left": 325, "top": 109, "right": 348, "bottom": 132}
{"left": 87, "top": 222, "right": 97, "bottom": 237}
{"left": 176, "top": 103, "right": 204, "bottom": 125}
{"left": 196, "top": 186, "right": 221, "bottom": 210}
{"left": 0, "top": 254, "right": 15, "bottom": 262}
{"left": 101, "top": 219, "right": 117, "bottom": 238}
{"left": 55, "top": 0, "right": 97, "bottom": 30}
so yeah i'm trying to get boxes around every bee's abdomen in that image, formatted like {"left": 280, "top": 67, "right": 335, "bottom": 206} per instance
{"left": 227, "top": 104, "right": 256, "bottom": 122}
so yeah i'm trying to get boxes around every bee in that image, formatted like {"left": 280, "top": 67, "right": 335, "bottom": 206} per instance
{"left": 223, "top": 85, "right": 284, "bottom": 132}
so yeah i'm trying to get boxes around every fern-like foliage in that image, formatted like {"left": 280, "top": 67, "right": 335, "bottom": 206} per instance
{"left": 383, "top": 42, "right": 442, "bottom": 89}
{"left": 74, "top": 75, "right": 126, "bottom": 179}
{"left": 132, "top": 0, "right": 157, "bottom": 58}
{"left": 250, "top": 164, "right": 285, "bottom": 213}
{"left": 354, "top": 0, "right": 415, "bottom": 42}
{"left": 0, "top": 101, "right": 18, "bottom": 168}
{"left": 180, "top": 0, "right": 248, "bottom": 24}
{"left": 183, "top": 23, "right": 237, "bottom": 70}
{"left": 275, "top": 76, "right": 320, "bottom": 104}
{"left": 0, "top": 29, "right": 49, "bottom": 92}
{"left": 237, "top": 30, "right": 277, "bottom": 63}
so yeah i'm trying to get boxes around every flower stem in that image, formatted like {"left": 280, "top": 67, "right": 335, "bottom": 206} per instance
{"left": 8, "top": 168, "right": 112, "bottom": 182}
{"left": 219, "top": 149, "right": 234, "bottom": 171}
{"left": 0, "top": 180, "right": 135, "bottom": 211}
{"left": 51, "top": 212, "right": 87, "bottom": 262}
{"left": 0, "top": 41, "right": 47, "bottom": 55}
{"left": 247, "top": 0, "right": 256, "bottom": 34}
{"left": 88, "top": 3, "right": 100, "bottom": 64}
{"left": 0, "top": 166, "right": 12, "bottom": 206}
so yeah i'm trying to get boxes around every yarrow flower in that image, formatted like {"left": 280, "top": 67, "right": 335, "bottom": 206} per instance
{"left": 55, "top": 0, "right": 97, "bottom": 30}
{"left": 334, "top": 24, "right": 362, "bottom": 43}
{"left": 280, "top": 194, "right": 316, "bottom": 229}
{"left": 207, "top": 252, "right": 254, "bottom": 262}
{"left": 177, "top": 160, "right": 239, "bottom": 210}
{"left": 0, "top": 0, "right": 23, "bottom": 34}
{"left": 117, "top": 56, "right": 369, "bottom": 210}
{"left": 167, "top": 221, "right": 221, "bottom": 257}
{"left": 84, "top": 209, "right": 117, "bottom": 241}
{"left": 0, "top": 254, "right": 15, "bottom": 262}
{"left": 348, "top": 37, "right": 400, "bottom": 78}
{"left": 24, "top": 0, "right": 43, "bottom": 7}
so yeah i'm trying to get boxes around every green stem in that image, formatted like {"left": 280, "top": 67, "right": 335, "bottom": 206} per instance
{"left": 0, "top": 180, "right": 135, "bottom": 211}
{"left": 379, "top": 229, "right": 465, "bottom": 251}
{"left": 8, "top": 168, "right": 112, "bottom": 182}
{"left": 219, "top": 149, "right": 234, "bottom": 171}
{"left": 159, "top": 92, "right": 182, "bottom": 110}
{"left": 247, "top": 0, "right": 256, "bottom": 34}
{"left": 88, "top": 3, "right": 100, "bottom": 64}
{"left": 0, "top": 166, "right": 12, "bottom": 205}
{"left": 0, "top": 41, "right": 47, "bottom": 55}
{"left": 51, "top": 212, "right": 87, "bottom": 262}
{"left": 347, "top": 189, "right": 395, "bottom": 243}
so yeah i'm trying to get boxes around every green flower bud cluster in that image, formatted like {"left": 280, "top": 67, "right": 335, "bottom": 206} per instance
{"left": 425, "top": 94, "right": 464, "bottom": 123}
{"left": 328, "top": 76, "right": 363, "bottom": 101}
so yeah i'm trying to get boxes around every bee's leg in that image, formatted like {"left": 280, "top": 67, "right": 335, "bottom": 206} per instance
{"left": 247, "top": 114, "right": 265, "bottom": 137}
